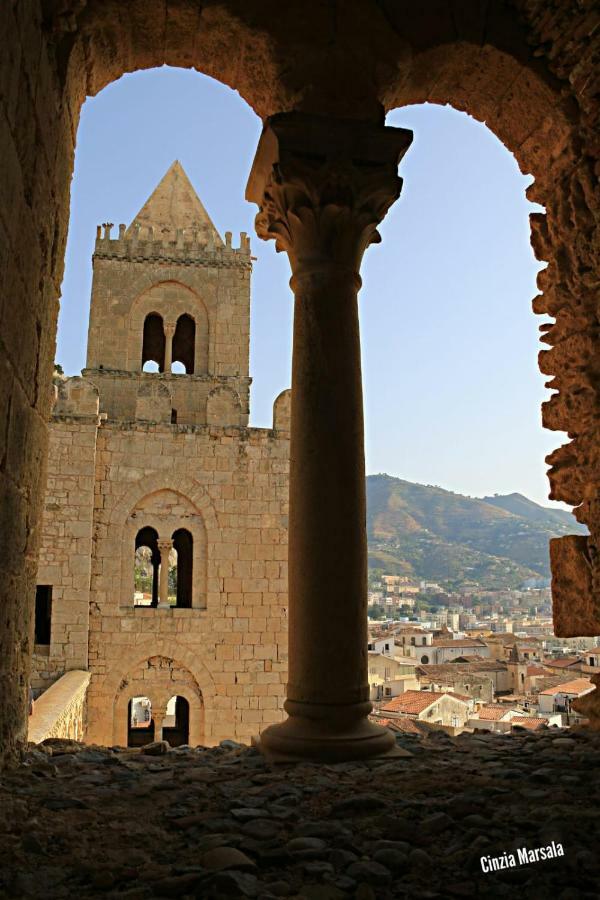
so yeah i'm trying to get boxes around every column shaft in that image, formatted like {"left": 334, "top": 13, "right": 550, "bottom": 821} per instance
{"left": 158, "top": 541, "right": 172, "bottom": 609}
{"left": 164, "top": 324, "right": 175, "bottom": 373}
{"left": 286, "top": 269, "right": 368, "bottom": 713}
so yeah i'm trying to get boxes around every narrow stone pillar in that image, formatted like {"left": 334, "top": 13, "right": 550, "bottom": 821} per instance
{"left": 246, "top": 112, "right": 412, "bottom": 761}
{"left": 152, "top": 705, "right": 167, "bottom": 743}
{"left": 164, "top": 323, "right": 175, "bottom": 373}
{"left": 157, "top": 540, "right": 173, "bottom": 609}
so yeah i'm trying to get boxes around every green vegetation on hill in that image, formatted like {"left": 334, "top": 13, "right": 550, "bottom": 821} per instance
{"left": 366, "top": 475, "right": 587, "bottom": 591}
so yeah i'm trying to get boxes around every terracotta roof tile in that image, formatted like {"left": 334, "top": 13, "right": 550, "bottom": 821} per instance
{"left": 539, "top": 678, "right": 594, "bottom": 696}
{"left": 544, "top": 657, "right": 582, "bottom": 668}
{"left": 476, "top": 705, "right": 514, "bottom": 721}
{"left": 381, "top": 689, "right": 469, "bottom": 715}
{"left": 526, "top": 666, "right": 550, "bottom": 676}
{"left": 511, "top": 717, "right": 549, "bottom": 730}
{"left": 374, "top": 716, "right": 423, "bottom": 735}
{"left": 432, "top": 638, "right": 487, "bottom": 648}
{"left": 381, "top": 690, "right": 443, "bottom": 715}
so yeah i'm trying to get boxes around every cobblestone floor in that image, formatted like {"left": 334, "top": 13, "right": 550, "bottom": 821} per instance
{"left": 1, "top": 728, "right": 599, "bottom": 899}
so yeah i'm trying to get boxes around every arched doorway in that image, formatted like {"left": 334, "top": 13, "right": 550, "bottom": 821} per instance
{"left": 127, "top": 696, "right": 155, "bottom": 747}
{"left": 162, "top": 695, "right": 190, "bottom": 747}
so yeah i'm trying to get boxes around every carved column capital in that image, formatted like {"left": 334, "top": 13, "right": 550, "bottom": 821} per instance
{"left": 164, "top": 323, "right": 176, "bottom": 337}
{"left": 157, "top": 539, "right": 173, "bottom": 556}
{"left": 246, "top": 112, "right": 412, "bottom": 276}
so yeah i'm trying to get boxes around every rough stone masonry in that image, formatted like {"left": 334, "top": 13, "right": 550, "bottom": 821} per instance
{"left": 32, "top": 161, "right": 291, "bottom": 748}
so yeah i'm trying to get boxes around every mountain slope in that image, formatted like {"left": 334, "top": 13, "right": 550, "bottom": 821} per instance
{"left": 366, "top": 475, "right": 586, "bottom": 589}
{"left": 481, "top": 492, "right": 580, "bottom": 530}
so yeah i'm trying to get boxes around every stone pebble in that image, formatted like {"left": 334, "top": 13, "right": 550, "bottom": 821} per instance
{"left": 0, "top": 732, "right": 598, "bottom": 897}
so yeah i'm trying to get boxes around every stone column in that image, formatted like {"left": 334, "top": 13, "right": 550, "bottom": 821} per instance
{"left": 152, "top": 704, "right": 167, "bottom": 743}
{"left": 164, "top": 323, "right": 175, "bottom": 373}
{"left": 246, "top": 112, "right": 412, "bottom": 761}
{"left": 157, "top": 539, "right": 173, "bottom": 609}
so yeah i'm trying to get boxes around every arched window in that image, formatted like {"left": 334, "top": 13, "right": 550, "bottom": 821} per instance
{"left": 172, "top": 528, "right": 193, "bottom": 608}
{"left": 421, "top": 654, "right": 429, "bottom": 664}
{"left": 162, "top": 695, "right": 190, "bottom": 747}
{"left": 127, "top": 697, "right": 154, "bottom": 747}
{"left": 134, "top": 526, "right": 160, "bottom": 606}
{"left": 172, "top": 314, "right": 195, "bottom": 374}
{"left": 141, "top": 312, "right": 165, "bottom": 372}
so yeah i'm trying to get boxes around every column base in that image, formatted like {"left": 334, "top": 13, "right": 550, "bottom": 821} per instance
{"left": 255, "top": 713, "right": 398, "bottom": 763}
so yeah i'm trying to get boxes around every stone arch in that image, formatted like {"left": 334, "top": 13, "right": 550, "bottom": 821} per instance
{"left": 112, "top": 650, "right": 209, "bottom": 746}
{"left": 110, "top": 473, "right": 217, "bottom": 610}
{"left": 110, "top": 472, "right": 218, "bottom": 532}
{"left": 2, "top": 3, "right": 599, "bottom": 762}
{"left": 127, "top": 281, "right": 209, "bottom": 374}
{"left": 141, "top": 311, "right": 166, "bottom": 372}
{"left": 206, "top": 385, "right": 242, "bottom": 427}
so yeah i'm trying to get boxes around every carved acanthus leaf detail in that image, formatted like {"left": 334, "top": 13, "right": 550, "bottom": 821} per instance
{"left": 255, "top": 157, "right": 403, "bottom": 270}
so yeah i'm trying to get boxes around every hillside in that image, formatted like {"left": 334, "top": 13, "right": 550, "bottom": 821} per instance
{"left": 366, "top": 475, "right": 587, "bottom": 590}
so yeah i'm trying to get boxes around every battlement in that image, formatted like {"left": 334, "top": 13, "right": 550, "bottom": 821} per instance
{"left": 94, "top": 223, "right": 252, "bottom": 268}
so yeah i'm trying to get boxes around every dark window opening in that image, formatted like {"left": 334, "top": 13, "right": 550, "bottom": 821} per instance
{"left": 162, "top": 695, "right": 190, "bottom": 747}
{"left": 35, "top": 585, "right": 52, "bottom": 645}
{"left": 127, "top": 697, "right": 155, "bottom": 747}
{"left": 142, "top": 312, "right": 165, "bottom": 372}
{"left": 172, "top": 314, "right": 195, "bottom": 374}
{"left": 171, "top": 408, "right": 178, "bottom": 424}
{"left": 134, "top": 526, "right": 160, "bottom": 607}
{"left": 172, "top": 528, "right": 193, "bottom": 608}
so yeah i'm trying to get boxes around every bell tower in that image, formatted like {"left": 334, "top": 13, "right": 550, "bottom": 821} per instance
{"left": 83, "top": 161, "right": 252, "bottom": 427}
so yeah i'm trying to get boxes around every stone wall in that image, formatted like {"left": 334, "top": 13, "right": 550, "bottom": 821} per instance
{"left": 85, "top": 415, "right": 290, "bottom": 746}
{"left": 86, "top": 238, "right": 251, "bottom": 422}
{"left": 34, "top": 382, "right": 100, "bottom": 690}
{"left": 28, "top": 670, "right": 91, "bottom": 744}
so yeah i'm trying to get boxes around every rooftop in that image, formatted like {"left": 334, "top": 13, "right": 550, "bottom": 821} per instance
{"left": 381, "top": 690, "right": 469, "bottom": 716}
{"left": 126, "top": 160, "right": 223, "bottom": 246}
{"left": 543, "top": 657, "right": 583, "bottom": 669}
{"left": 511, "top": 716, "right": 549, "bottom": 730}
{"left": 539, "top": 678, "right": 594, "bottom": 696}
{"left": 475, "top": 705, "right": 516, "bottom": 721}
{"left": 432, "top": 638, "right": 488, "bottom": 648}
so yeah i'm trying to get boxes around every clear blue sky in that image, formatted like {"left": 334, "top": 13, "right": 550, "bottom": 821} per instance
{"left": 57, "top": 66, "right": 565, "bottom": 509}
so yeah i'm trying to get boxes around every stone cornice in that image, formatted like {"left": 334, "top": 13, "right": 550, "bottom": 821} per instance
{"left": 82, "top": 368, "right": 252, "bottom": 385}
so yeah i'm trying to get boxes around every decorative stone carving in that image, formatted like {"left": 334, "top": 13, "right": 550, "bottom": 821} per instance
{"left": 249, "top": 113, "right": 412, "bottom": 276}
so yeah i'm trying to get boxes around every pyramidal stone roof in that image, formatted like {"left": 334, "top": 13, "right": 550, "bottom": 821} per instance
{"left": 126, "top": 160, "right": 223, "bottom": 246}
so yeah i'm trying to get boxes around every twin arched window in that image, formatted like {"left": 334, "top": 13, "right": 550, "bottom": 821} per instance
{"left": 142, "top": 313, "right": 196, "bottom": 374}
{"left": 133, "top": 526, "right": 193, "bottom": 608}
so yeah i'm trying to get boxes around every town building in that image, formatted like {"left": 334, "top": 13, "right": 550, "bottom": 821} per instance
{"left": 381, "top": 689, "right": 471, "bottom": 729}
{"left": 538, "top": 679, "right": 595, "bottom": 718}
